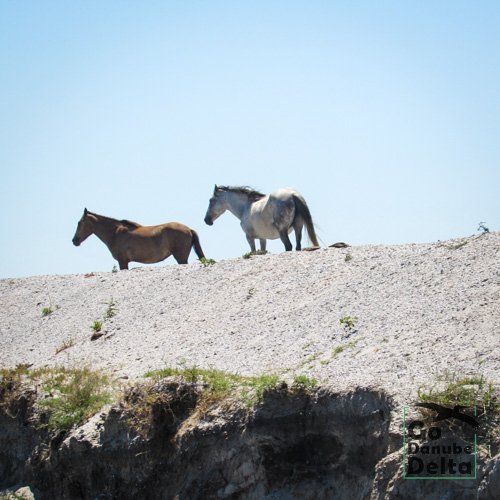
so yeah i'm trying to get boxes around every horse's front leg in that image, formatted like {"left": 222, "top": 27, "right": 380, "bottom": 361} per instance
{"left": 259, "top": 239, "right": 267, "bottom": 252}
{"left": 118, "top": 260, "right": 129, "bottom": 270}
{"left": 246, "top": 235, "right": 256, "bottom": 253}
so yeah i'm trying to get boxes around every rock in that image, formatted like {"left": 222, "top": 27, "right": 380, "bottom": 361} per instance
{"left": 329, "top": 242, "right": 350, "bottom": 248}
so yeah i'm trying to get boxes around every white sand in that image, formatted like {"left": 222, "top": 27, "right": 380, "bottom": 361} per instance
{"left": 1, "top": 232, "right": 499, "bottom": 403}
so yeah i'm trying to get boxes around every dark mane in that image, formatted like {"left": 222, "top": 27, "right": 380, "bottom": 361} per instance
{"left": 120, "top": 219, "right": 142, "bottom": 229}
{"left": 88, "top": 211, "right": 142, "bottom": 229}
{"left": 219, "top": 185, "right": 266, "bottom": 200}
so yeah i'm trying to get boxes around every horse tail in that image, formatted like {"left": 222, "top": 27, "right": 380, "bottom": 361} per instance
{"left": 292, "top": 194, "right": 320, "bottom": 248}
{"left": 191, "top": 230, "right": 205, "bottom": 260}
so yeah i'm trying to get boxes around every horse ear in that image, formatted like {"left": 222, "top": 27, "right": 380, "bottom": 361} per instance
{"left": 214, "top": 184, "right": 219, "bottom": 194}
{"left": 84, "top": 208, "right": 88, "bottom": 216}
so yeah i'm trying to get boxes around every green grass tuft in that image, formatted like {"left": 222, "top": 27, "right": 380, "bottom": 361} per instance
{"left": 200, "top": 257, "right": 217, "bottom": 266}
{"left": 92, "top": 320, "right": 103, "bottom": 333}
{"left": 417, "top": 372, "right": 499, "bottom": 415}
{"left": 37, "top": 367, "right": 114, "bottom": 430}
{"left": 105, "top": 299, "right": 117, "bottom": 319}
{"left": 243, "top": 250, "right": 268, "bottom": 259}
{"left": 339, "top": 315, "right": 357, "bottom": 330}
{"left": 145, "top": 366, "right": 285, "bottom": 408}
{"left": 293, "top": 375, "right": 318, "bottom": 389}
{"left": 42, "top": 307, "right": 53, "bottom": 317}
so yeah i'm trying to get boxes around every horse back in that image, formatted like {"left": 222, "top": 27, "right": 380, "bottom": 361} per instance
{"left": 128, "top": 222, "right": 192, "bottom": 238}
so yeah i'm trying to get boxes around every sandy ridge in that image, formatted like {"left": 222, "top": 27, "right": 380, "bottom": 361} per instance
{"left": 1, "top": 232, "right": 499, "bottom": 404}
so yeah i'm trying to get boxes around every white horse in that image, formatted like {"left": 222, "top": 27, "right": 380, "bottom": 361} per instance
{"left": 204, "top": 185, "right": 320, "bottom": 253}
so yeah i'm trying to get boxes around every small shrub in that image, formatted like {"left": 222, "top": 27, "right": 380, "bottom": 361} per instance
{"left": 200, "top": 257, "right": 216, "bottom": 266}
{"left": 243, "top": 250, "right": 268, "bottom": 259}
{"left": 478, "top": 222, "right": 490, "bottom": 234}
{"left": 417, "top": 372, "right": 498, "bottom": 415}
{"left": 105, "top": 299, "right": 117, "bottom": 319}
{"left": 111, "top": 265, "right": 118, "bottom": 273}
{"left": 246, "top": 373, "right": 281, "bottom": 403}
{"left": 299, "top": 352, "right": 321, "bottom": 368}
{"left": 344, "top": 253, "right": 352, "bottom": 262}
{"left": 333, "top": 345, "right": 345, "bottom": 356}
{"left": 42, "top": 307, "right": 53, "bottom": 317}
{"left": 0, "top": 364, "right": 33, "bottom": 415}
{"left": 1, "top": 366, "right": 115, "bottom": 431}
{"left": 293, "top": 375, "right": 318, "bottom": 389}
{"left": 38, "top": 367, "right": 114, "bottom": 431}
{"left": 340, "top": 315, "right": 357, "bottom": 330}
{"left": 332, "top": 339, "right": 362, "bottom": 357}
{"left": 92, "top": 320, "right": 103, "bottom": 333}
{"left": 145, "top": 366, "right": 283, "bottom": 409}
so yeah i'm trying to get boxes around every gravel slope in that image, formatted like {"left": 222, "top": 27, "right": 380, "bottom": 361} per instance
{"left": 1, "top": 232, "right": 499, "bottom": 403}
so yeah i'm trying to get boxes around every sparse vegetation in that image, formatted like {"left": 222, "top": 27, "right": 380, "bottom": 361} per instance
{"left": 1, "top": 365, "right": 115, "bottom": 431}
{"left": 42, "top": 307, "right": 53, "bottom": 317}
{"left": 332, "top": 339, "right": 362, "bottom": 357}
{"left": 417, "top": 371, "right": 500, "bottom": 456}
{"left": 105, "top": 298, "right": 117, "bottom": 319}
{"left": 0, "top": 363, "right": 32, "bottom": 381}
{"left": 478, "top": 221, "right": 490, "bottom": 234}
{"left": 243, "top": 250, "right": 268, "bottom": 259}
{"left": 145, "top": 366, "right": 286, "bottom": 409}
{"left": 55, "top": 337, "right": 75, "bottom": 355}
{"left": 112, "top": 264, "right": 118, "bottom": 273}
{"left": 200, "top": 257, "right": 216, "bottom": 266}
{"left": 293, "top": 375, "right": 318, "bottom": 388}
{"left": 92, "top": 320, "right": 103, "bottom": 333}
{"left": 37, "top": 367, "right": 114, "bottom": 430}
{"left": 344, "top": 253, "right": 353, "bottom": 262}
{"left": 245, "top": 373, "right": 282, "bottom": 403}
{"left": 246, "top": 287, "right": 256, "bottom": 300}
{"left": 417, "top": 372, "right": 498, "bottom": 415}
{"left": 340, "top": 315, "right": 358, "bottom": 330}
{"left": 0, "top": 364, "right": 32, "bottom": 411}
{"left": 333, "top": 345, "right": 345, "bottom": 356}
{"left": 298, "top": 352, "right": 321, "bottom": 369}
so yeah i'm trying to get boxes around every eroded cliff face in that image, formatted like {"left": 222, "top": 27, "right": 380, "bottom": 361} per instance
{"left": 1, "top": 380, "right": 499, "bottom": 499}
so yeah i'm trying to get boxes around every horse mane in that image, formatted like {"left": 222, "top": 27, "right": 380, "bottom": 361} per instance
{"left": 87, "top": 211, "right": 142, "bottom": 229}
{"left": 120, "top": 219, "right": 142, "bottom": 229}
{"left": 218, "top": 185, "right": 266, "bottom": 200}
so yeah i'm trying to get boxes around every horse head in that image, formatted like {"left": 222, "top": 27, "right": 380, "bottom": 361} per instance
{"left": 72, "top": 208, "right": 95, "bottom": 246}
{"left": 204, "top": 185, "right": 226, "bottom": 225}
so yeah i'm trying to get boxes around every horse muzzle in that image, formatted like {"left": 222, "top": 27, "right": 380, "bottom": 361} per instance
{"left": 204, "top": 216, "right": 213, "bottom": 226}
{"left": 72, "top": 237, "right": 81, "bottom": 246}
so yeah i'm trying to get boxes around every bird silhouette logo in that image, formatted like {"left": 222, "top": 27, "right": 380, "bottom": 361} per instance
{"left": 415, "top": 402, "right": 479, "bottom": 429}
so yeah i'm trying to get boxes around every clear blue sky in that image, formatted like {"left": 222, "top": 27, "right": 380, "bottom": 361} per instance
{"left": 1, "top": 1, "right": 498, "bottom": 278}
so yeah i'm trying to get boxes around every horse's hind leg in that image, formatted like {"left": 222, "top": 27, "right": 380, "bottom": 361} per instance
{"left": 118, "top": 260, "right": 129, "bottom": 270}
{"left": 293, "top": 220, "right": 304, "bottom": 251}
{"left": 173, "top": 249, "right": 189, "bottom": 264}
{"left": 259, "top": 239, "right": 267, "bottom": 252}
{"left": 279, "top": 230, "right": 293, "bottom": 252}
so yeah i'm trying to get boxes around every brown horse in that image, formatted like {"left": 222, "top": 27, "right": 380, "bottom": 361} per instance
{"left": 72, "top": 209, "right": 205, "bottom": 269}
